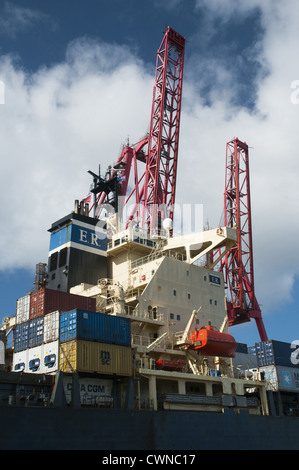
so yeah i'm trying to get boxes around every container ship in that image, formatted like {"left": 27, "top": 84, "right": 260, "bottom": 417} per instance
{"left": 1, "top": 27, "right": 299, "bottom": 451}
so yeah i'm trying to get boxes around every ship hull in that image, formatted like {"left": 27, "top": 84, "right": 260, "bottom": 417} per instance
{"left": 0, "top": 406, "right": 298, "bottom": 450}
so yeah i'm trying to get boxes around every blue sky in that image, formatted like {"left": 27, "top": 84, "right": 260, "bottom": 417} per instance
{"left": 0, "top": 0, "right": 298, "bottom": 348}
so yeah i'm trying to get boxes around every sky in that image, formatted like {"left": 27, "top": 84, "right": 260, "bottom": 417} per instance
{"left": 0, "top": 0, "right": 298, "bottom": 348}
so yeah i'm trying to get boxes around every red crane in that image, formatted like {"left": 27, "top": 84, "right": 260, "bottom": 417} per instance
{"left": 86, "top": 27, "right": 185, "bottom": 235}
{"left": 221, "top": 138, "right": 268, "bottom": 342}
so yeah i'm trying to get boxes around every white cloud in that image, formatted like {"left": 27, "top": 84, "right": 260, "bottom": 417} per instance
{"left": 0, "top": 1, "right": 54, "bottom": 38}
{"left": 0, "top": 39, "right": 153, "bottom": 269}
{"left": 195, "top": 0, "right": 260, "bottom": 18}
{"left": 0, "top": 1, "right": 299, "bottom": 321}
{"left": 186, "top": 0, "right": 299, "bottom": 313}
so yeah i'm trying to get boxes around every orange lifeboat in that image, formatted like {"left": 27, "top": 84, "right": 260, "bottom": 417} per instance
{"left": 187, "top": 325, "right": 237, "bottom": 358}
{"left": 155, "top": 359, "right": 186, "bottom": 371}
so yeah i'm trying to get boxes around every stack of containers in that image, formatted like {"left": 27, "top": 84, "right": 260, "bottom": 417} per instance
{"left": 29, "top": 288, "right": 96, "bottom": 318}
{"left": 13, "top": 288, "right": 96, "bottom": 374}
{"left": 255, "top": 340, "right": 299, "bottom": 393}
{"left": 247, "top": 345, "right": 256, "bottom": 355}
{"left": 59, "top": 309, "right": 132, "bottom": 376}
{"left": 255, "top": 340, "right": 296, "bottom": 368}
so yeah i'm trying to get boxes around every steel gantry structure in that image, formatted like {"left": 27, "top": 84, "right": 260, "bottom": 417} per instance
{"left": 220, "top": 138, "right": 268, "bottom": 342}
{"left": 85, "top": 27, "right": 185, "bottom": 236}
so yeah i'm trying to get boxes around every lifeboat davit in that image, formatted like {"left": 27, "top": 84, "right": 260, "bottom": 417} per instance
{"left": 187, "top": 325, "right": 237, "bottom": 358}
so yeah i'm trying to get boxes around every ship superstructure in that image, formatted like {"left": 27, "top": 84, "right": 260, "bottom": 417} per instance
{"left": 66, "top": 216, "right": 269, "bottom": 413}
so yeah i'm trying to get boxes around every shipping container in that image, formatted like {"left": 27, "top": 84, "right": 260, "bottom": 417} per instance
{"left": 13, "top": 349, "right": 29, "bottom": 372}
{"left": 14, "top": 322, "right": 29, "bottom": 352}
{"left": 0, "top": 331, "right": 5, "bottom": 366}
{"left": 236, "top": 343, "right": 248, "bottom": 354}
{"left": 60, "top": 309, "right": 131, "bottom": 346}
{"left": 13, "top": 341, "right": 59, "bottom": 374}
{"left": 59, "top": 340, "right": 132, "bottom": 376}
{"left": 28, "top": 317, "right": 44, "bottom": 348}
{"left": 29, "top": 288, "right": 96, "bottom": 319}
{"left": 259, "top": 364, "right": 299, "bottom": 393}
{"left": 16, "top": 295, "right": 30, "bottom": 324}
{"left": 248, "top": 346, "right": 256, "bottom": 355}
{"left": 255, "top": 340, "right": 299, "bottom": 369}
{"left": 29, "top": 290, "right": 45, "bottom": 318}
{"left": 28, "top": 345, "right": 43, "bottom": 373}
{"left": 0, "top": 349, "right": 4, "bottom": 367}
{"left": 44, "top": 310, "right": 60, "bottom": 343}
{"left": 42, "top": 340, "right": 59, "bottom": 374}
{"left": 63, "top": 376, "right": 113, "bottom": 406}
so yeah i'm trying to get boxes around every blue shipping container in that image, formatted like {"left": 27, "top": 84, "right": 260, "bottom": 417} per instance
{"left": 255, "top": 340, "right": 299, "bottom": 369}
{"left": 14, "top": 322, "right": 29, "bottom": 352}
{"left": 236, "top": 343, "right": 248, "bottom": 354}
{"left": 248, "top": 346, "right": 256, "bottom": 355}
{"left": 28, "top": 317, "right": 44, "bottom": 348}
{"left": 60, "top": 310, "right": 131, "bottom": 346}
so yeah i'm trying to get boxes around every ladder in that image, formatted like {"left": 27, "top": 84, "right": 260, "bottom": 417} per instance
{"left": 146, "top": 332, "right": 168, "bottom": 353}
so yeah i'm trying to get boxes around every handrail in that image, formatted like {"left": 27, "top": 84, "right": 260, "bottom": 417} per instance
{"left": 131, "top": 249, "right": 186, "bottom": 270}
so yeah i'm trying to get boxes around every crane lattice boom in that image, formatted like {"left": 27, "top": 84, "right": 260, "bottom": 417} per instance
{"left": 221, "top": 138, "right": 268, "bottom": 341}
{"left": 86, "top": 27, "right": 185, "bottom": 236}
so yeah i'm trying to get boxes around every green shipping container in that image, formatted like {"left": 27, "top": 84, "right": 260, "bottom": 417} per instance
{"left": 59, "top": 340, "right": 132, "bottom": 376}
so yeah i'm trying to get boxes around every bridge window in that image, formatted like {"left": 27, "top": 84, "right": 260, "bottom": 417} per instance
{"left": 59, "top": 247, "right": 68, "bottom": 267}
{"left": 49, "top": 252, "right": 58, "bottom": 271}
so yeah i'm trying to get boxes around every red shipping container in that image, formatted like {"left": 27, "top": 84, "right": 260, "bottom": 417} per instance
{"left": 29, "top": 288, "right": 96, "bottom": 319}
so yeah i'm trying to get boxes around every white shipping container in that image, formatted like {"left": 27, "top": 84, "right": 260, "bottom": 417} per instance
{"left": 13, "top": 340, "right": 59, "bottom": 375}
{"left": 43, "top": 310, "right": 60, "bottom": 343}
{"left": 42, "top": 340, "right": 59, "bottom": 374}
{"left": 63, "top": 376, "right": 113, "bottom": 406}
{"left": 13, "top": 350, "right": 29, "bottom": 372}
{"left": 28, "top": 345, "right": 43, "bottom": 373}
{"left": 260, "top": 364, "right": 299, "bottom": 393}
{"left": 0, "top": 335, "right": 5, "bottom": 365}
{"left": 16, "top": 295, "right": 30, "bottom": 324}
